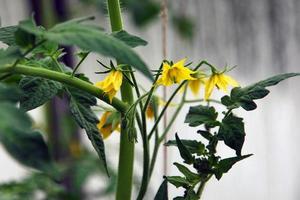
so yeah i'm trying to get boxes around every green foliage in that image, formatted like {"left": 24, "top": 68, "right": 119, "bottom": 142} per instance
{"left": 18, "top": 18, "right": 153, "bottom": 80}
{"left": 0, "top": 85, "right": 53, "bottom": 173}
{"left": 154, "top": 179, "right": 169, "bottom": 200}
{"left": 172, "top": 15, "right": 195, "bottom": 39}
{"left": 0, "top": 46, "right": 21, "bottom": 66}
{"left": 0, "top": 25, "right": 18, "bottom": 46}
{"left": 214, "top": 154, "right": 252, "bottom": 180}
{"left": 173, "top": 163, "right": 200, "bottom": 184}
{"left": 166, "top": 176, "right": 190, "bottom": 188}
{"left": 165, "top": 139, "right": 206, "bottom": 156}
{"left": 221, "top": 73, "right": 300, "bottom": 111}
{"left": 112, "top": 30, "right": 148, "bottom": 48}
{"left": 217, "top": 113, "right": 245, "bottom": 156}
{"left": 67, "top": 85, "right": 109, "bottom": 175}
{"left": 175, "top": 133, "right": 195, "bottom": 164}
{"left": 185, "top": 105, "right": 219, "bottom": 127}
{"left": 19, "top": 76, "right": 62, "bottom": 111}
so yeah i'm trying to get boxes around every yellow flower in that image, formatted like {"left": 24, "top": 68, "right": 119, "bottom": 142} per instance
{"left": 97, "top": 111, "right": 120, "bottom": 139}
{"left": 205, "top": 72, "right": 239, "bottom": 100}
{"left": 157, "top": 58, "right": 196, "bottom": 86}
{"left": 95, "top": 70, "right": 123, "bottom": 102}
{"left": 188, "top": 71, "right": 206, "bottom": 96}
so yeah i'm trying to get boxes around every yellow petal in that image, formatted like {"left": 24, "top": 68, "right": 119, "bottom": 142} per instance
{"left": 216, "top": 74, "right": 228, "bottom": 92}
{"left": 113, "top": 71, "right": 123, "bottom": 90}
{"left": 205, "top": 75, "right": 217, "bottom": 100}
{"left": 173, "top": 58, "right": 187, "bottom": 68}
{"left": 189, "top": 79, "right": 201, "bottom": 96}
{"left": 223, "top": 74, "right": 239, "bottom": 87}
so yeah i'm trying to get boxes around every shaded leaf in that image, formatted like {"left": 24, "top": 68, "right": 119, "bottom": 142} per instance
{"left": 214, "top": 154, "right": 252, "bottom": 180}
{"left": 221, "top": 73, "right": 300, "bottom": 111}
{"left": 175, "top": 134, "right": 194, "bottom": 164}
{"left": 19, "top": 18, "right": 153, "bottom": 80}
{"left": 0, "top": 25, "right": 18, "bottom": 46}
{"left": 0, "top": 46, "right": 21, "bottom": 66}
{"left": 166, "top": 176, "right": 190, "bottom": 188}
{"left": 165, "top": 139, "right": 206, "bottom": 156}
{"left": 218, "top": 113, "right": 245, "bottom": 156}
{"left": 66, "top": 86, "right": 108, "bottom": 175}
{"left": 0, "top": 102, "right": 52, "bottom": 173}
{"left": 154, "top": 179, "right": 168, "bottom": 200}
{"left": 112, "top": 30, "right": 147, "bottom": 48}
{"left": 19, "top": 76, "right": 62, "bottom": 111}
{"left": 173, "top": 163, "right": 200, "bottom": 184}
{"left": 185, "top": 105, "right": 218, "bottom": 127}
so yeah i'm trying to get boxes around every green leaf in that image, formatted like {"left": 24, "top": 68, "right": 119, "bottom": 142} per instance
{"left": 66, "top": 86, "right": 109, "bottom": 175}
{"left": 14, "top": 28, "right": 35, "bottom": 48}
{"left": 173, "top": 163, "right": 200, "bottom": 184}
{"left": 165, "top": 139, "right": 206, "bottom": 156}
{"left": 112, "top": 30, "right": 148, "bottom": 48}
{"left": 214, "top": 154, "right": 252, "bottom": 180}
{"left": 185, "top": 105, "right": 218, "bottom": 127}
{"left": 175, "top": 134, "right": 194, "bottom": 164}
{"left": 166, "top": 176, "right": 190, "bottom": 188}
{"left": 0, "top": 46, "right": 21, "bottom": 66}
{"left": 218, "top": 113, "right": 245, "bottom": 156}
{"left": 0, "top": 102, "right": 52, "bottom": 173}
{"left": 19, "top": 76, "right": 63, "bottom": 111}
{"left": 221, "top": 73, "right": 300, "bottom": 111}
{"left": 19, "top": 18, "right": 153, "bottom": 80}
{"left": 154, "top": 179, "right": 169, "bottom": 200}
{"left": 0, "top": 83, "right": 22, "bottom": 103}
{"left": 0, "top": 25, "right": 18, "bottom": 46}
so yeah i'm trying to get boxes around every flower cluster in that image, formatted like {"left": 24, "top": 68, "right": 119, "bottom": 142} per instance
{"left": 156, "top": 58, "right": 239, "bottom": 100}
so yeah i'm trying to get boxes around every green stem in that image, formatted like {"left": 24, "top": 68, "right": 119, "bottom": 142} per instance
{"left": 197, "top": 175, "right": 212, "bottom": 199}
{"left": 0, "top": 65, "right": 127, "bottom": 112}
{"left": 71, "top": 52, "right": 89, "bottom": 77}
{"left": 106, "top": 1, "right": 135, "bottom": 199}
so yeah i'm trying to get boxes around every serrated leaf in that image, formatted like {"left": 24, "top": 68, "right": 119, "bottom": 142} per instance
{"left": 221, "top": 73, "right": 300, "bottom": 111}
{"left": 166, "top": 176, "right": 190, "bottom": 188}
{"left": 66, "top": 86, "right": 108, "bottom": 175}
{"left": 185, "top": 105, "right": 218, "bottom": 127}
{"left": 214, "top": 154, "right": 252, "bottom": 180}
{"left": 218, "top": 113, "right": 245, "bottom": 156}
{"left": 19, "top": 76, "right": 62, "bottom": 111}
{"left": 0, "top": 25, "right": 18, "bottom": 45}
{"left": 112, "top": 30, "right": 148, "bottom": 48}
{"left": 175, "top": 134, "right": 194, "bottom": 164}
{"left": 165, "top": 139, "right": 206, "bottom": 156}
{"left": 19, "top": 18, "right": 153, "bottom": 80}
{"left": 154, "top": 179, "right": 168, "bottom": 200}
{"left": 173, "top": 163, "right": 200, "bottom": 184}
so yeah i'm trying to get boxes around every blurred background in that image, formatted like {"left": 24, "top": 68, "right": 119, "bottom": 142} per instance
{"left": 1, "top": 0, "right": 300, "bottom": 199}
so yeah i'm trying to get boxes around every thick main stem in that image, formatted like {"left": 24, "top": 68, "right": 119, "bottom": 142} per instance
{"left": 107, "top": 1, "right": 135, "bottom": 199}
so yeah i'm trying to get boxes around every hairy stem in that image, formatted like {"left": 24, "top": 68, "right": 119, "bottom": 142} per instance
{"left": 107, "top": 1, "right": 135, "bottom": 200}
{"left": 0, "top": 65, "right": 127, "bottom": 112}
